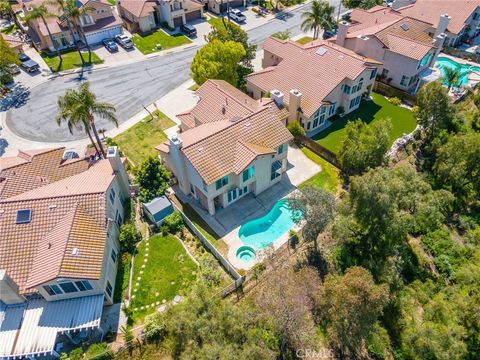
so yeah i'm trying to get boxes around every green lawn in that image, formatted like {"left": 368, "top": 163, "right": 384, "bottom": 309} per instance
{"left": 299, "top": 147, "right": 341, "bottom": 194}
{"left": 207, "top": 17, "right": 227, "bottom": 30}
{"left": 132, "top": 29, "right": 192, "bottom": 55}
{"left": 296, "top": 36, "right": 314, "bottom": 44}
{"left": 113, "top": 110, "right": 176, "bottom": 167}
{"left": 312, "top": 92, "right": 417, "bottom": 154}
{"left": 41, "top": 50, "right": 103, "bottom": 72}
{"left": 113, "top": 252, "right": 131, "bottom": 303}
{"left": 130, "top": 235, "right": 197, "bottom": 322}
{"left": 107, "top": 0, "right": 116, "bottom": 4}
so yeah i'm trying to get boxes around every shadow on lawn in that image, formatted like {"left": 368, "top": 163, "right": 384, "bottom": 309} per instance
{"left": 312, "top": 98, "right": 382, "bottom": 142}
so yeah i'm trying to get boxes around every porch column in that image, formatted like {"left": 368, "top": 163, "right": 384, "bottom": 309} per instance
{"left": 208, "top": 198, "right": 215, "bottom": 216}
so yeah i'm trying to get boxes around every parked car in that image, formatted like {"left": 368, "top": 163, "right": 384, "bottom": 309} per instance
{"left": 18, "top": 53, "right": 39, "bottom": 73}
{"left": 102, "top": 38, "right": 118, "bottom": 53}
{"left": 323, "top": 30, "right": 336, "bottom": 39}
{"left": 181, "top": 23, "right": 197, "bottom": 37}
{"left": 229, "top": 9, "right": 246, "bottom": 23}
{"left": 115, "top": 34, "right": 134, "bottom": 49}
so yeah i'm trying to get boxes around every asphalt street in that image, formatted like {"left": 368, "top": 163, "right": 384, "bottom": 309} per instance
{"left": 6, "top": 0, "right": 343, "bottom": 142}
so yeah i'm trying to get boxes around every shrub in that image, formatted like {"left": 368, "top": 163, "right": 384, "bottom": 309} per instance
{"left": 337, "top": 106, "right": 345, "bottom": 115}
{"left": 252, "top": 6, "right": 259, "bottom": 13}
{"left": 389, "top": 97, "right": 402, "bottom": 106}
{"left": 144, "top": 312, "right": 167, "bottom": 342}
{"left": 84, "top": 342, "right": 112, "bottom": 360}
{"left": 287, "top": 120, "right": 305, "bottom": 144}
{"left": 68, "top": 348, "right": 83, "bottom": 360}
{"left": 163, "top": 211, "right": 184, "bottom": 233}
{"left": 119, "top": 223, "right": 141, "bottom": 253}
{"left": 161, "top": 21, "right": 175, "bottom": 32}
{"left": 271, "top": 30, "right": 291, "bottom": 40}
{"left": 411, "top": 105, "right": 419, "bottom": 118}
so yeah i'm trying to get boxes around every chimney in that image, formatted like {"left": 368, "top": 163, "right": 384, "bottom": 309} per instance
{"left": 288, "top": 89, "right": 302, "bottom": 121}
{"left": 168, "top": 135, "right": 189, "bottom": 195}
{"left": 107, "top": 146, "right": 130, "bottom": 198}
{"left": 336, "top": 21, "right": 349, "bottom": 47}
{"left": 434, "top": 14, "right": 451, "bottom": 38}
{"left": 270, "top": 89, "right": 284, "bottom": 106}
{"left": 432, "top": 33, "right": 447, "bottom": 62}
{"left": 0, "top": 270, "right": 25, "bottom": 305}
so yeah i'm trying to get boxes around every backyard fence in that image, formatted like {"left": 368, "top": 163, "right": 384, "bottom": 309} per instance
{"left": 299, "top": 135, "right": 342, "bottom": 169}
{"left": 373, "top": 81, "right": 417, "bottom": 106}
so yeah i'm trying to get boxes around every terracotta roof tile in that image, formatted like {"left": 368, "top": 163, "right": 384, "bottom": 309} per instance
{"left": 118, "top": 0, "right": 157, "bottom": 18}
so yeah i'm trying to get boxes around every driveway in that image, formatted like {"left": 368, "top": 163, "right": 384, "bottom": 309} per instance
{"left": 93, "top": 44, "right": 145, "bottom": 66}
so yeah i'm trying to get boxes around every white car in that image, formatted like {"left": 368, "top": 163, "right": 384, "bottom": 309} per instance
{"left": 228, "top": 9, "right": 246, "bottom": 23}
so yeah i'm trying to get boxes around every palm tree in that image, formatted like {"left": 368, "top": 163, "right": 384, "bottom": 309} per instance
{"left": 57, "top": 82, "right": 118, "bottom": 158}
{"left": 48, "top": 0, "right": 86, "bottom": 66}
{"left": 0, "top": 0, "right": 14, "bottom": 19}
{"left": 301, "top": 0, "right": 336, "bottom": 40}
{"left": 25, "top": 5, "right": 63, "bottom": 71}
{"left": 64, "top": 0, "right": 94, "bottom": 63}
{"left": 442, "top": 66, "right": 462, "bottom": 91}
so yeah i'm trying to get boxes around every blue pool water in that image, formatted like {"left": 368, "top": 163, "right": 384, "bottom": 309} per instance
{"left": 435, "top": 56, "right": 480, "bottom": 85}
{"left": 238, "top": 199, "right": 298, "bottom": 250}
{"left": 236, "top": 246, "right": 256, "bottom": 263}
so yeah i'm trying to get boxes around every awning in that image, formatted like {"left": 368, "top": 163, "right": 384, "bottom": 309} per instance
{"left": 0, "top": 295, "right": 104, "bottom": 359}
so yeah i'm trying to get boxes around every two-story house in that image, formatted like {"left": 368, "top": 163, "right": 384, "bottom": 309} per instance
{"left": 246, "top": 37, "right": 381, "bottom": 134}
{"left": 0, "top": 146, "right": 130, "bottom": 358}
{"left": 393, "top": 0, "right": 480, "bottom": 46}
{"left": 23, "top": 0, "right": 123, "bottom": 51}
{"left": 157, "top": 106, "right": 292, "bottom": 215}
{"left": 117, "top": 0, "right": 203, "bottom": 31}
{"left": 333, "top": 5, "right": 446, "bottom": 92}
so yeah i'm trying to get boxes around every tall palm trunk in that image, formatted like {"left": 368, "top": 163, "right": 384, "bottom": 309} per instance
{"left": 66, "top": 18, "right": 86, "bottom": 65}
{"left": 74, "top": 22, "right": 92, "bottom": 63}
{"left": 89, "top": 115, "right": 106, "bottom": 158}
{"left": 41, "top": 15, "right": 63, "bottom": 71}
{"left": 86, "top": 126, "right": 101, "bottom": 156}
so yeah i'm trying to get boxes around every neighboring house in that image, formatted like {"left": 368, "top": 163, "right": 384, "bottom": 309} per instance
{"left": 156, "top": 106, "right": 293, "bottom": 215}
{"left": 393, "top": 0, "right": 480, "bottom": 46}
{"left": 2, "top": 33, "right": 23, "bottom": 53}
{"left": 246, "top": 37, "right": 381, "bottom": 134}
{"left": 0, "top": 147, "right": 130, "bottom": 358}
{"left": 22, "top": 0, "right": 123, "bottom": 51}
{"left": 177, "top": 79, "right": 289, "bottom": 131}
{"left": 206, "top": 0, "right": 246, "bottom": 15}
{"left": 333, "top": 5, "right": 444, "bottom": 92}
{"left": 117, "top": 0, "right": 203, "bottom": 31}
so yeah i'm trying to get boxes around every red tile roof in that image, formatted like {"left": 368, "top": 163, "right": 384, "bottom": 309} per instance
{"left": 118, "top": 0, "right": 157, "bottom": 18}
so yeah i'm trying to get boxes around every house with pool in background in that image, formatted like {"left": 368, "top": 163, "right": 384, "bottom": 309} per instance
{"left": 246, "top": 37, "right": 381, "bottom": 135}
{"left": 0, "top": 146, "right": 130, "bottom": 358}
{"left": 332, "top": 5, "right": 446, "bottom": 92}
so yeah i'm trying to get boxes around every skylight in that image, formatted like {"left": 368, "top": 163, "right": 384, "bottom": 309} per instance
{"left": 400, "top": 23, "right": 409, "bottom": 31}
{"left": 316, "top": 47, "right": 327, "bottom": 56}
{"left": 16, "top": 209, "right": 32, "bottom": 224}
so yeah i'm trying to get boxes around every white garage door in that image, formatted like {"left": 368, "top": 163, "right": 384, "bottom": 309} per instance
{"left": 85, "top": 26, "right": 122, "bottom": 45}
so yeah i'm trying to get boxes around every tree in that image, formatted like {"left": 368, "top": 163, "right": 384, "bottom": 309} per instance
{"left": 288, "top": 186, "right": 335, "bottom": 250}
{"left": 135, "top": 157, "right": 171, "bottom": 203}
{"left": 442, "top": 66, "right": 462, "bottom": 90}
{"left": 286, "top": 120, "right": 305, "bottom": 143}
{"left": 434, "top": 132, "right": 480, "bottom": 204}
{"left": 63, "top": 0, "right": 94, "bottom": 63}
{"left": 25, "top": 4, "right": 63, "bottom": 71}
{"left": 205, "top": 22, "right": 256, "bottom": 88}
{"left": 316, "top": 267, "right": 389, "bottom": 358}
{"left": 56, "top": 82, "right": 118, "bottom": 158}
{"left": 416, "top": 81, "right": 455, "bottom": 141}
{"left": 119, "top": 223, "right": 141, "bottom": 253}
{"left": 342, "top": 0, "right": 383, "bottom": 10}
{"left": 191, "top": 40, "right": 246, "bottom": 87}
{"left": 338, "top": 118, "right": 392, "bottom": 176}
{"left": 0, "top": 36, "right": 19, "bottom": 88}
{"left": 301, "top": 0, "right": 336, "bottom": 40}
{"left": 0, "top": 0, "right": 14, "bottom": 19}
{"left": 271, "top": 30, "right": 291, "bottom": 40}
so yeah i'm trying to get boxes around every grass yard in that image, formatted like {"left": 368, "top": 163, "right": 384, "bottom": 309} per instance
{"left": 113, "top": 110, "right": 176, "bottom": 167}
{"left": 312, "top": 92, "right": 417, "bottom": 154}
{"left": 107, "top": 0, "right": 116, "bottom": 4}
{"left": 299, "top": 147, "right": 341, "bottom": 194}
{"left": 132, "top": 30, "right": 191, "bottom": 55}
{"left": 208, "top": 17, "right": 227, "bottom": 30}
{"left": 113, "top": 252, "right": 131, "bottom": 303}
{"left": 296, "top": 36, "right": 314, "bottom": 44}
{"left": 41, "top": 50, "right": 103, "bottom": 72}
{"left": 130, "top": 234, "right": 197, "bottom": 322}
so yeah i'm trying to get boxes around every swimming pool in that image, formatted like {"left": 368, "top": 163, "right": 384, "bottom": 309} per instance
{"left": 237, "top": 199, "right": 298, "bottom": 251}
{"left": 435, "top": 57, "right": 480, "bottom": 85}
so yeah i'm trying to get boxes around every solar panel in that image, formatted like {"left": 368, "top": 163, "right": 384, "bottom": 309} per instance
{"left": 316, "top": 47, "right": 328, "bottom": 56}
{"left": 16, "top": 209, "right": 32, "bottom": 224}
{"left": 400, "top": 23, "right": 409, "bottom": 31}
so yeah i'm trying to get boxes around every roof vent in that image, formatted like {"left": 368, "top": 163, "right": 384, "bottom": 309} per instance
{"left": 197, "top": 147, "right": 204, "bottom": 152}
{"left": 245, "top": 122, "right": 252, "bottom": 127}
{"left": 230, "top": 116, "right": 242, "bottom": 123}
{"left": 316, "top": 47, "right": 327, "bottom": 56}
{"left": 72, "top": 248, "right": 79, "bottom": 255}
{"left": 222, "top": 106, "right": 226, "bottom": 115}
{"left": 16, "top": 209, "right": 32, "bottom": 224}
{"left": 400, "top": 23, "right": 409, "bottom": 31}
{"left": 48, "top": 204, "right": 57, "bottom": 210}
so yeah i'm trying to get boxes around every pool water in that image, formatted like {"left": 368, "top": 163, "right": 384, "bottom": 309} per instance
{"left": 435, "top": 57, "right": 480, "bottom": 85}
{"left": 236, "top": 246, "right": 256, "bottom": 263}
{"left": 238, "top": 199, "right": 298, "bottom": 251}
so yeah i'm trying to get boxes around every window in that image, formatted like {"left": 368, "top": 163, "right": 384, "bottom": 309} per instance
{"left": 357, "top": 78, "right": 364, "bottom": 91}
{"left": 328, "top": 103, "right": 336, "bottom": 116}
{"left": 343, "top": 84, "right": 351, "bottom": 94}
{"left": 349, "top": 95, "right": 361, "bottom": 109}
{"left": 111, "top": 248, "right": 117, "bottom": 263}
{"left": 419, "top": 53, "right": 432, "bottom": 68}
{"left": 400, "top": 75, "right": 410, "bottom": 87}
{"left": 215, "top": 176, "right": 229, "bottom": 190}
{"left": 243, "top": 186, "right": 248, "bottom": 194}
{"left": 190, "top": 183, "right": 195, "bottom": 195}
{"left": 109, "top": 188, "right": 116, "bottom": 204}
{"left": 242, "top": 166, "right": 255, "bottom": 182}
{"left": 115, "top": 210, "right": 123, "bottom": 225}
{"left": 307, "top": 122, "right": 311, "bottom": 130}
{"left": 16, "top": 209, "right": 32, "bottom": 224}
{"left": 313, "top": 117, "right": 319, "bottom": 128}
{"left": 80, "top": 14, "right": 93, "bottom": 26}
{"left": 43, "top": 284, "right": 63, "bottom": 296}
{"left": 75, "top": 280, "right": 93, "bottom": 292}
{"left": 278, "top": 144, "right": 286, "bottom": 154}
{"left": 105, "top": 281, "right": 113, "bottom": 298}
{"left": 227, "top": 189, "right": 237, "bottom": 203}
{"left": 370, "top": 68, "right": 377, "bottom": 80}
{"left": 59, "top": 281, "right": 78, "bottom": 293}
{"left": 202, "top": 181, "right": 208, "bottom": 193}
{"left": 271, "top": 161, "right": 282, "bottom": 181}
